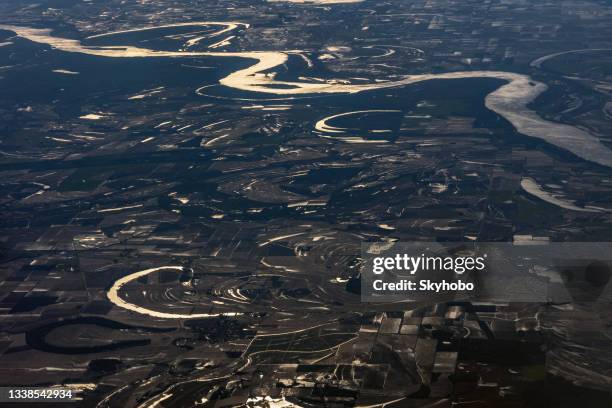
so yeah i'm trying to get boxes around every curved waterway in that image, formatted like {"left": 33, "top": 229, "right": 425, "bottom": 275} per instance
{"left": 107, "top": 266, "right": 242, "bottom": 319}
{"left": 521, "top": 178, "right": 611, "bottom": 213}
{"left": 2, "top": 22, "right": 611, "bottom": 167}
{"left": 521, "top": 178, "right": 601, "bottom": 213}
{"left": 314, "top": 109, "right": 400, "bottom": 143}
{"left": 530, "top": 48, "right": 612, "bottom": 68}
{"left": 84, "top": 21, "right": 249, "bottom": 41}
